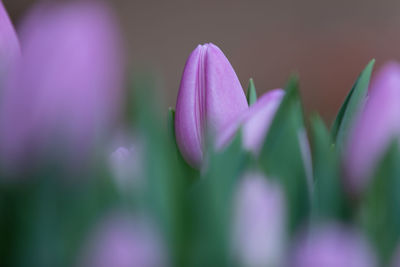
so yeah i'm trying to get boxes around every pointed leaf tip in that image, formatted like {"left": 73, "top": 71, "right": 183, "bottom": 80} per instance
{"left": 331, "top": 59, "right": 375, "bottom": 149}
{"left": 246, "top": 78, "right": 257, "bottom": 105}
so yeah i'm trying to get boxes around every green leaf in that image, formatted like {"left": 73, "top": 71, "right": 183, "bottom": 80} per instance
{"left": 167, "top": 107, "right": 197, "bottom": 178}
{"left": 189, "top": 131, "right": 249, "bottom": 267}
{"left": 258, "top": 76, "right": 310, "bottom": 234}
{"left": 246, "top": 78, "right": 257, "bottom": 106}
{"left": 310, "top": 115, "right": 350, "bottom": 222}
{"left": 361, "top": 142, "right": 400, "bottom": 265}
{"left": 168, "top": 107, "right": 175, "bottom": 139}
{"left": 331, "top": 59, "right": 375, "bottom": 149}
{"left": 132, "top": 80, "right": 196, "bottom": 267}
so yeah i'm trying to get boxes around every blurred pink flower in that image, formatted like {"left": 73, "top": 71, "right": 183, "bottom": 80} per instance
{"left": 109, "top": 145, "right": 144, "bottom": 192}
{"left": 79, "top": 212, "right": 167, "bottom": 267}
{"left": 290, "top": 224, "right": 376, "bottom": 267}
{"left": 391, "top": 244, "right": 400, "bottom": 267}
{"left": 232, "top": 172, "right": 286, "bottom": 267}
{"left": 0, "top": 2, "right": 124, "bottom": 171}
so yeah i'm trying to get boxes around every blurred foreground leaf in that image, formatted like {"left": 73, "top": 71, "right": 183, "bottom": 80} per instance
{"left": 189, "top": 132, "right": 249, "bottom": 267}
{"left": 310, "top": 115, "right": 350, "bottom": 222}
{"left": 361, "top": 142, "right": 400, "bottom": 265}
{"left": 258, "top": 76, "right": 310, "bottom": 234}
{"left": 131, "top": 76, "right": 196, "bottom": 267}
{"left": 0, "top": 165, "right": 119, "bottom": 267}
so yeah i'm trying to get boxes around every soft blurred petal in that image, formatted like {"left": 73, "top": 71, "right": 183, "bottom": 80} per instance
{"left": 232, "top": 172, "right": 286, "bottom": 267}
{"left": 0, "top": 2, "right": 124, "bottom": 171}
{"left": 291, "top": 224, "right": 376, "bottom": 267}
{"left": 79, "top": 213, "right": 167, "bottom": 267}
{"left": 109, "top": 143, "right": 144, "bottom": 192}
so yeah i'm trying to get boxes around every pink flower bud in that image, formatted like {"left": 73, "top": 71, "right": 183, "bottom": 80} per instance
{"left": 232, "top": 172, "right": 286, "bottom": 267}
{"left": 175, "top": 43, "right": 248, "bottom": 168}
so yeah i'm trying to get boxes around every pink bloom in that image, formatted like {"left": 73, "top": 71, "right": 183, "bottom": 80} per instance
{"left": 0, "top": 2, "right": 124, "bottom": 171}
{"left": 175, "top": 43, "right": 248, "bottom": 168}
{"left": 232, "top": 172, "right": 286, "bottom": 267}
{"left": 291, "top": 224, "right": 376, "bottom": 267}
{"left": 79, "top": 212, "right": 167, "bottom": 267}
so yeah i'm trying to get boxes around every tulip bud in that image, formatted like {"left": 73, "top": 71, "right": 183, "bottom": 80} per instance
{"left": 290, "top": 224, "right": 376, "bottom": 267}
{"left": 345, "top": 62, "right": 400, "bottom": 194}
{"left": 0, "top": 1, "right": 20, "bottom": 74}
{"left": 175, "top": 43, "right": 248, "bottom": 168}
{"left": 232, "top": 172, "right": 286, "bottom": 267}
{"left": 78, "top": 213, "right": 167, "bottom": 267}
{"left": 0, "top": 2, "right": 123, "bottom": 171}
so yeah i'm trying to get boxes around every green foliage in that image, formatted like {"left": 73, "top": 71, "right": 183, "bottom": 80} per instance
{"left": 3, "top": 62, "right": 400, "bottom": 267}
{"left": 246, "top": 78, "right": 257, "bottom": 106}
{"left": 361, "top": 142, "right": 400, "bottom": 265}
{"left": 310, "top": 115, "right": 350, "bottom": 223}
{"left": 132, "top": 78, "right": 196, "bottom": 267}
{"left": 188, "top": 133, "right": 249, "bottom": 267}
{"left": 331, "top": 59, "right": 375, "bottom": 150}
{"left": 0, "top": 165, "right": 119, "bottom": 267}
{"left": 258, "top": 76, "right": 310, "bottom": 234}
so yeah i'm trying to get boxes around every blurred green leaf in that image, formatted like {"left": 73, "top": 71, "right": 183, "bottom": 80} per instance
{"left": 168, "top": 107, "right": 198, "bottom": 180}
{"left": 246, "top": 78, "right": 257, "bottom": 106}
{"left": 189, "top": 132, "right": 249, "bottom": 267}
{"left": 310, "top": 115, "right": 350, "bottom": 222}
{"left": 131, "top": 78, "right": 197, "bottom": 267}
{"left": 361, "top": 142, "right": 400, "bottom": 265}
{"left": 0, "top": 165, "right": 119, "bottom": 267}
{"left": 331, "top": 59, "right": 375, "bottom": 150}
{"left": 258, "top": 76, "right": 310, "bottom": 234}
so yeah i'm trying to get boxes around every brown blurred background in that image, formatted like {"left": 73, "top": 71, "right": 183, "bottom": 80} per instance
{"left": 5, "top": 0, "right": 400, "bottom": 124}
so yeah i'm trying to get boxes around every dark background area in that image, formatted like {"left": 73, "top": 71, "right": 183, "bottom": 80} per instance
{"left": 5, "top": 0, "right": 400, "bottom": 123}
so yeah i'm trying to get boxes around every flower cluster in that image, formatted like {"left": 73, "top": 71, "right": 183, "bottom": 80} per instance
{"left": 0, "top": 1, "right": 400, "bottom": 267}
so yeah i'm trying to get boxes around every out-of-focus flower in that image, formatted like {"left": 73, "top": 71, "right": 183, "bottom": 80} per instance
{"left": 110, "top": 147, "right": 134, "bottom": 187}
{"left": 0, "top": 2, "right": 124, "bottom": 171}
{"left": 232, "top": 172, "right": 286, "bottom": 267}
{"left": 391, "top": 245, "right": 400, "bottom": 267}
{"left": 0, "top": 1, "right": 20, "bottom": 75}
{"left": 345, "top": 62, "right": 400, "bottom": 194}
{"left": 290, "top": 224, "right": 376, "bottom": 267}
{"left": 175, "top": 43, "right": 248, "bottom": 168}
{"left": 78, "top": 212, "right": 167, "bottom": 267}
{"left": 217, "top": 89, "right": 284, "bottom": 154}
{"left": 109, "top": 145, "right": 143, "bottom": 192}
